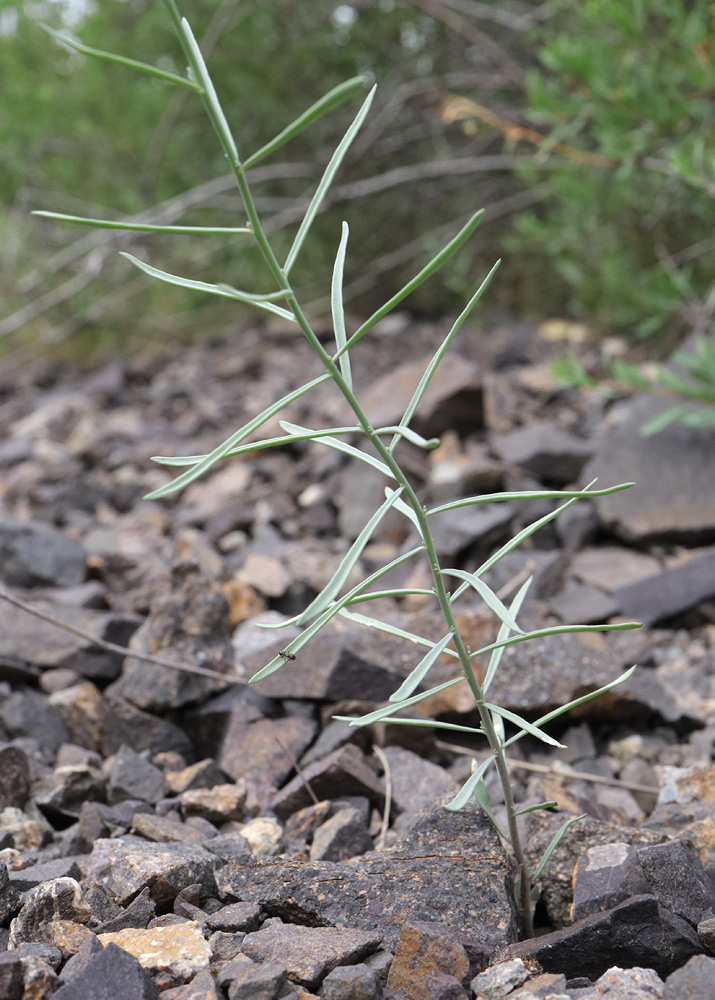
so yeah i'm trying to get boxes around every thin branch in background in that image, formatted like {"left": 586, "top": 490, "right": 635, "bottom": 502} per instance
{"left": 408, "top": 0, "right": 526, "bottom": 85}
{"left": 274, "top": 735, "right": 320, "bottom": 806}
{"left": 0, "top": 585, "right": 237, "bottom": 684}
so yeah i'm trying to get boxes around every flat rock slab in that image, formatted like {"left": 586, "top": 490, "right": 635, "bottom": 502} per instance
{"left": 98, "top": 924, "right": 211, "bottom": 989}
{"left": 492, "top": 421, "right": 591, "bottom": 486}
{"left": 242, "top": 923, "right": 382, "bottom": 990}
{"left": 615, "top": 547, "right": 715, "bottom": 625}
{"left": 216, "top": 802, "right": 517, "bottom": 955}
{"left": 583, "top": 396, "right": 715, "bottom": 545}
{"left": 501, "top": 894, "right": 701, "bottom": 981}
{"left": 53, "top": 941, "right": 159, "bottom": 1000}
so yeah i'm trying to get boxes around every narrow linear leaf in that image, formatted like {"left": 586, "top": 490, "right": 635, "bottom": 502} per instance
{"left": 389, "top": 259, "right": 500, "bottom": 451}
{"left": 503, "top": 665, "right": 638, "bottom": 750}
{"left": 486, "top": 703, "right": 565, "bottom": 748}
{"left": 515, "top": 802, "right": 559, "bottom": 817}
{"left": 144, "top": 374, "right": 330, "bottom": 499}
{"left": 531, "top": 814, "right": 586, "bottom": 882}
{"left": 151, "top": 426, "right": 363, "bottom": 466}
{"left": 285, "top": 86, "right": 376, "bottom": 274}
{"left": 243, "top": 77, "right": 367, "bottom": 170}
{"left": 442, "top": 568, "right": 524, "bottom": 633}
{"left": 180, "top": 18, "right": 240, "bottom": 165}
{"left": 121, "top": 253, "right": 294, "bottom": 320}
{"left": 339, "top": 608, "right": 458, "bottom": 654}
{"left": 640, "top": 404, "right": 693, "bottom": 436}
{"left": 472, "top": 622, "right": 640, "bottom": 663}
{"left": 429, "top": 482, "right": 634, "bottom": 516}
{"left": 384, "top": 487, "right": 422, "bottom": 533}
{"left": 389, "top": 633, "right": 455, "bottom": 702}
{"left": 331, "top": 222, "right": 352, "bottom": 391}
{"left": 336, "top": 210, "right": 486, "bottom": 359}
{"left": 474, "top": 779, "right": 509, "bottom": 840}
{"left": 42, "top": 25, "right": 201, "bottom": 91}
{"left": 297, "top": 488, "right": 404, "bottom": 625}
{"left": 280, "top": 422, "right": 393, "bottom": 477}
{"left": 374, "top": 426, "right": 440, "bottom": 449}
{"left": 444, "top": 756, "right": 495, "bottom": 812}
{"left": 346, "top": 588, "right": 434, "bottom": 604}
{"left": 33, "top": 212, "right": 250, "bottom": 235}
{"left": 347, "top": 674, "right": 464, "bottom": 726}
{"left": 333, "top": 715, "right": 485, "bottom": 736}
{"left": 483, "top": 578, "right": 533, "bottom": 694}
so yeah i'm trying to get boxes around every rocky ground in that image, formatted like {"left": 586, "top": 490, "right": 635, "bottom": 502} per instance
{"left": 0, "top": 313, "right": 714, "bottom": 1000}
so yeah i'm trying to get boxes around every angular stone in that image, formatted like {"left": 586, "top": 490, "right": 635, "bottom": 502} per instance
{"left": 549, "top": 581, "right": 618, "bottom": 625}
{"left": 102, "top": 695, "right": 193, "bottom": 760}
{"left": 584, "top": 396, "right": 715, "bottom": 545}
{"left": 98, "top": 924, "right": 211, "bottom": 990}
{"left": 500, "top": 894, "right": 701, "bottom": 981}
{"left": 107, "top": 744, "right": 167, "bottom": 805}
{"left": 205, "top": 901, "right": 262, "bottom": 934}
{"left": 9, "top": 878, "right": 91, "bottom": 949}
{"left": 0, "top": 951, "right": 23, "bottom": 1000}
{"left": 202, "top": 833, "right": 252, "bottom": 861}
{"left": 166, "top": 759, "right": 228, "bottom": 795}
{"left": 570, "top": 546, "right": 661, "bottom": 594}
{"left": 426, "top": 504, "right": 514, "bottom": 564}
{"left": 382, "top": 747, "right": 458, "bottom": 821}
{"left": 217, "top": 802, "right": 517, "bottom": 954}
{"left": 637, "top": 840, "right": 715, "bottom": 927}
{"left": 309, "top": 808, "right": 373, "bottom": 862}
{"left": 9, "top": 858, "right": 81, "bottom": 893}
{"left": 131, "top": 812, "right": 207, "bottom": 845}
{"left": 84, "top": 839, "right": 218, "bottom": 907}
{"left": 242, "top": 923, "right": 382, "bottom": 990}
{"left": 589, "top": 966, "right": 665, "bottom": 999}
{"left": 180, "top": 783, "right": 247, "bottom": 825}
{"left": 387, "top": 921, "right": 484, "bottom": 1000}
{"left": 665, "top": 954, "right": 715, "bottom": 999}
{"left": 0, "top": 515, "right": 86, "bottom": 588}
{"left": 175, "top": 968, "right": 224, "bottom": 1000}
{"left": 0, "top": 745, "right": 30, "bottom": 810}
{"left": 94, "top": 887, "right": 156, "bottom": 934}
{"left": 0, "top": 863, "right": 23, "bottom": 925}
{"left": 270, "top": 745, "right": 384, "bottom": 821}
{"left": 357, "top": 353, "right": 484, "bottom": 439}
{"left": 36, "top": 761, "right": 105, "bottom": 818}
{"left": 59, "top": 934, "right": 105, "bottom": 982}
{"left": 18, "top": 956, "right": 60, "bottom": 999}
{"left": 471, "top": 959, "right": 530, "bottom": 999}
{"left": 219, "top": 714, "right": 318, "bottom": 799}
{"left": 238, "top": 817, "right": 283, "bottom": 856}
{"left": 53, "top": 941, "right": 159, "bottom": 1000}
{"left": 223, "top": 957, "right": 287, "bottom": 1000}
{"left": 615, "top": 547, "right": 715, "bottom": 625}
{"left": 322, "top": 963, "right": 383, "bottom": 1000}
{"left": 109, "top": 568, "right": 234, "bottom": 713}
{"left": 571, "top": 843, "right": 650, "bottom": 922}
{"left": 1, "top": 688, "right": 69, "bottom": 756}
{"left": 492, "top": 422, "right": 591, "bottom": 486}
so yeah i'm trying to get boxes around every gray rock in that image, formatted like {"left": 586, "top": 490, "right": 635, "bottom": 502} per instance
{"left": 18, "top": 956, "right": 60, "bottom": 998}
{"left": 1, "top": 688, "right": 69, "bottom": 756}
{"left": 301, "top": 720, "right": 372, "bottom": 768}
{"left": 427, "top": 503, "right": 514, "bottom": 563}
{"left": 382, "top": 747, "right": 458, "bottom": 823}
{"left": 0, "top": 862, "right": 23, "bottom": 925}
{"left": 108, "top": 567, "right": 235, "bottom": 713}
{"left": 0, "top": 744, "right": 30, "bottom": 811}
{"left": 0, "top": 951, "right": 23, "bottom": 1000}
{"left": 242, "top": 923, "right": 382, "bottom": 991}
{"left": 0, "top": 515, "right": 85, "bottom": 588}
{"left": 53, "top": 941, "right": 159, "bottom": 1000}
{"left": 102, "top": 695, "right": 193, "bottom": 759}
{"left": 309, "top": 807, "right": 373, "bottom": 862}
{"left": 177, "top": 968, "right": 225, "bottom": 1000}
{"left": 615, "top": 547, "right": 715, "bottom": 625}
{"left": 130, "top": 811, "right": 208, "bottom": 844}
{"left": 9, "top": 858, "right": 81, "bottom": 893}
{"left": 107, "top": 744, "right": 167, "bottom": 805}
{"left": 637, "top": 840, "right": 715, "bottom": 927}
{"left": 223, "top": 958, "right": 288, "bottom": 1000}
{"left": 322, "top": 963, "right": 383, "bottom": 1000}
{"left": 270, "top": 745, "right": 385, "bottom": 821}
{"left": 216, "top": 802, "right": 517, "bottom": 955}
{"left": 219, "top": 714, "right": 318, "bottom": 800}
{"left": 571, "top": 843, "right": 650, "bottom": 922}
{"left": 549, "top": 580, "right": 619, "bottom": 624}
{"left": 58, "top": 934, "right": 104, "bottom": 983}
{"left": 483, "top": 549, "right": 566, "bottom": 601}
{"left": 500, "top": 894, "right": 701, "bottom": 981}
{"left": 94, "top": 887, "right": 156, "bottom": 934}
{"left": 84, "top": 839, "right": 218, "bottom": 907}
{"left": 665, "top": 954, "right": 715, "bottom": 999}
{"left": 492, "top": 422, "right": 591, "bottom": 486}
{"left": 36, "top": 761, "right": 105, "bottom": 818}
{"left": 205, "top": 901, "right": 262, "bottom": 933}
{"left": 9, "top": 877, "right": 91, "bottom": 949}
{"left": 203, "top": 833, "right": 253, "bottom": 860}
{"left": 583, "top": 396, "right": 715, "bottom": 545}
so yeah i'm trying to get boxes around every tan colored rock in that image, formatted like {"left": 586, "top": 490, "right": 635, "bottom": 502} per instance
{"left": 180, "top": 782, "right": 247, "bottom": 824}
{"left": 98, "top": 923, "right": 210, "bottom": 989}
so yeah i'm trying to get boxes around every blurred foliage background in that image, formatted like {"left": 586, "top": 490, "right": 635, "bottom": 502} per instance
{"left": 1, "top": 0, "right": 713, "bottom": 361}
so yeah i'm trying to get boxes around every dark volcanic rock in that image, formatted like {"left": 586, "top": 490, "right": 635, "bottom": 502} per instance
{"left": 242, "top": 923, "right": 382, "bottom": 990}
{"left": 0, "top": 515, "right": 86, "bottom": 588}
{"left": 9, "top": 877, "right": 91, "bottom": 949}
{"left": 0, "top": 744, "right": 30, "bottom": 810}
{"left": 492, "top": 421, "right": 591, "bottom": 486}
{"left": 0, "top": 863, "right": 23, "bottom": 926}
{"left": 270, "top": 744, "right": 385, "bottom": 821}
{"left": 583, "top": 395, "right": 715, "bottom": 545}
{"left": 54, "top": 941, "right": 159, "bottom": 1000}
{"left": 637, "top": 839, "right": 715, "bottom": 928}
{"left": 94, "top": 886, "right": 156, "bottom": 933}
{"left": 665, "top": 954, "right": 715, "bottom": 999}
{"left": 322, "top": 963, "right": 383, "bottom": 1000}
{"left": 219, "top": 714, "right": 317, "bottom": 799}
{"left": 109, "top": 566, "right": 235, "bottom": 713}
{"left": 106, "top": 744, "right": 167, "bottom": 805}
{"left": 309, "top": 807, "right": 373, "bottom": 862}
{"left": 216, "top": 801, "right": 517, "bottom": 955}
{"left": 501, "top": 894, "right": 701, "bottom": 981}
{"left": 571, "top": 842, "right": 650, "bottom": 922}
{"left": 0, "top": 951, "right": 23, "bottom": 1000}
{"left": 84, "top": 839, "right": 219, "bottom": 907}
{"left": 615, "top": 547, "right": 715, "bottom": 625}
